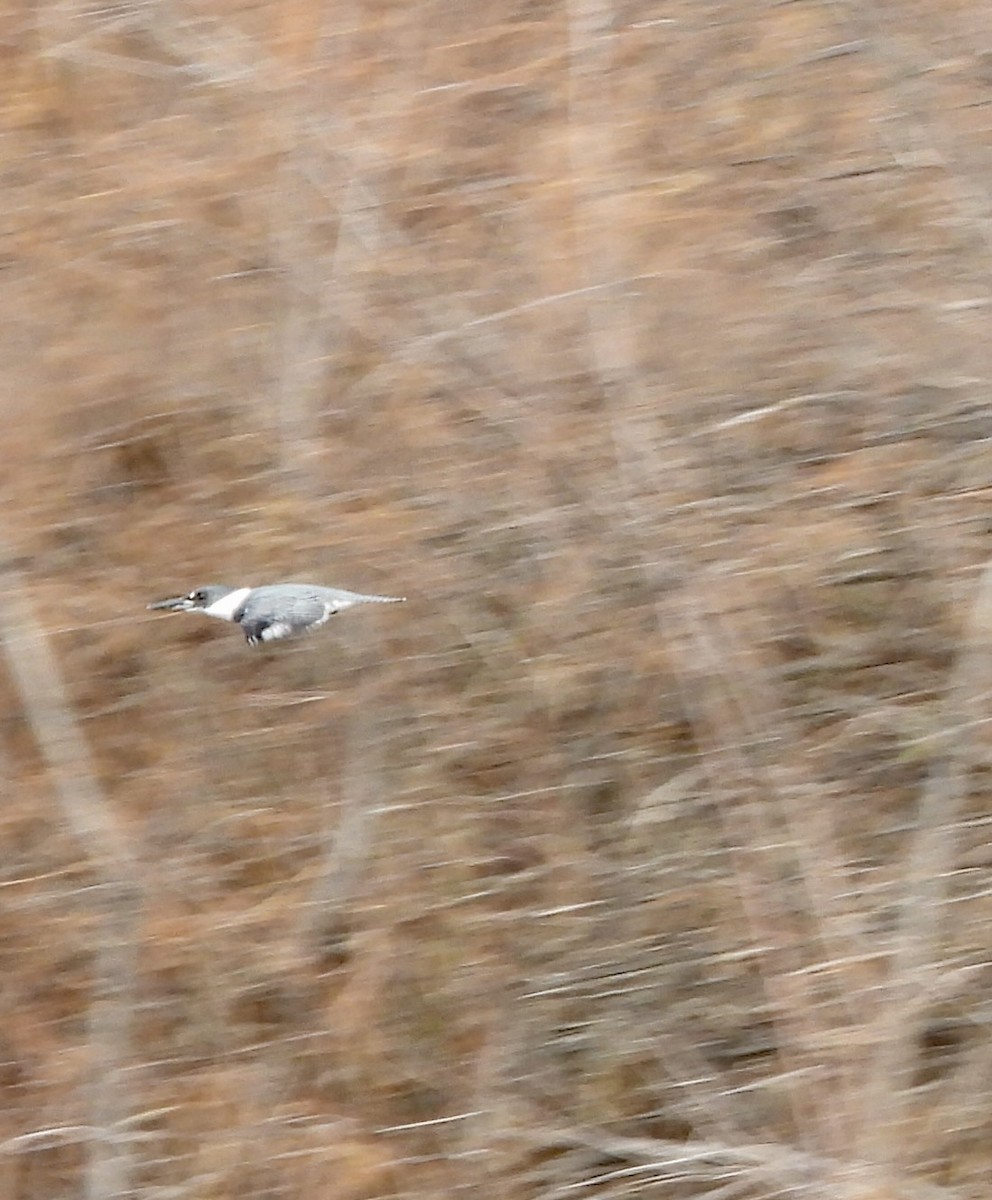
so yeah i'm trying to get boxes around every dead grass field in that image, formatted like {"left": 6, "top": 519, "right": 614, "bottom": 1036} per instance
{"left": 3, "top": 0, "right": 992, "bottom": 1197}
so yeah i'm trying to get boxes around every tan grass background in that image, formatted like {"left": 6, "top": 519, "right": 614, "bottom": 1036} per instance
{"left": 2, "top": 0, "right": 992, "bottom": 1196}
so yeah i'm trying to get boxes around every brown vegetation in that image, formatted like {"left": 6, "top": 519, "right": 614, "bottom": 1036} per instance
{"left": 3, "top": 0, "right": 992, "bottom": 1196}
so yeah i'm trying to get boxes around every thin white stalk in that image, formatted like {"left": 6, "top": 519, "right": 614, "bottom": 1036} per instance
{"left": 0, "top": 560, "right": 139, "bottom": 1200}
{"left": 855, "top": 559, "right": 992, "bottom": 1166}
{"left": 297, "top": 672, "right": 384, "bottom": 950}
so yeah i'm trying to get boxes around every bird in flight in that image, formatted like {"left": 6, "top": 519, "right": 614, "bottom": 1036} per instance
{"left": 148, "top": 582, "right": 405, "bottom": 646}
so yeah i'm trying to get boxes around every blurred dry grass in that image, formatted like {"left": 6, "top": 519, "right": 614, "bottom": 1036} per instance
{"left": 3, "top": 0, "right": 992, "bottom": 1196}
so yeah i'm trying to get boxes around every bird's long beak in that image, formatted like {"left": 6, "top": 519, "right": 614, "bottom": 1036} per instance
{"left": 148, "top": 595, "right": 194, "bottom": 612}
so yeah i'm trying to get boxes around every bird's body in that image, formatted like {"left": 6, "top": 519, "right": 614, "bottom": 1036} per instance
{"left": 148, "top": 582, "right": 404, "bottom": 646}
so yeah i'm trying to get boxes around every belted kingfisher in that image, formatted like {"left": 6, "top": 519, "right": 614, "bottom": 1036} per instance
{"left": 148, "top": 583, "right": 405, "bottom": 646}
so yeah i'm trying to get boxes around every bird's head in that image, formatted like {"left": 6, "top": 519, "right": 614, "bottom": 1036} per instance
{"left": 148, "top": 585, "right": 234, "bottom": 613}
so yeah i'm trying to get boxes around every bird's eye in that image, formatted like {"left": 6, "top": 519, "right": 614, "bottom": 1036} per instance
{"left": 189, "top": 590, "right": 203, "bottom": 603}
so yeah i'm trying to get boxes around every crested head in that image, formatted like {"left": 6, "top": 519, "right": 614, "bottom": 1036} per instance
{"left": 186, "top": 585, "right": 237, "bottom": 611}
{"left": 148, "top": 584, "right": 241, "bottom": 615}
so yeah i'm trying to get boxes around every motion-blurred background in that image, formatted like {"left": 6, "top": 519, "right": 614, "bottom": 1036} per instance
{"left": 2, "top": 1, "right": 992, "bottom": 1196}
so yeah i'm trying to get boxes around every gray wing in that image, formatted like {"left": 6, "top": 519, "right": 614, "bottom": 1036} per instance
{"left": 239, "top": 583, "right": 401, "bottom": 645}
{"left": 266, "top": 583, "right": 401, "bottom": 612}
{"left": 313, "top": 585, "right": 404, "bottom": 609}
{"left": 240, "top": 586, "right": 331, "bottom": 644}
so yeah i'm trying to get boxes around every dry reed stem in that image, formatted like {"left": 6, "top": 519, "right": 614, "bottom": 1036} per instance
{"left": 529, "top": 1125, "right": 953, "bottom": 1200}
